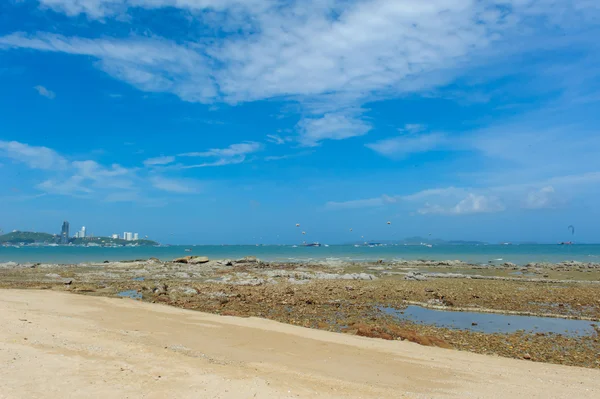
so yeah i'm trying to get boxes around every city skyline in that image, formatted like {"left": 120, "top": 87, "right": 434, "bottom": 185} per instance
{"left": 0, "top": 1, "right": 599, "bottom": 244}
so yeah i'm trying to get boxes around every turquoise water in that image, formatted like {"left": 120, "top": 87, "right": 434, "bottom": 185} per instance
{"left": 1, "top": 244, "right": 600, "bottom": 265}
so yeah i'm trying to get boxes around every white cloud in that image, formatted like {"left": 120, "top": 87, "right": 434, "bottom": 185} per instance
{"left": 181, "top": 142, "right": 262, "bottom": 158}
{"left": 297, "top": 113, "right": 371, "bottom": 146}
{"left": 418, "top": 194, "right": 505, "bottom": 215}
{"left": 524, "top": 186, "right": 559, "bottom": 209}
{"left": 149, "top": 176, "right": 199, "bottom": 193}
{"left": 33, "top": 85, "right": 55, "bottom": 99}
{"left": 36, "top": 176, "right": 93, "bottom": 196}
{"left": 7, "top": 0, "right": 593, "bottom": 143}
{"left": 143, "top": 155, "right": 175, "bottom": 166}
{"left": 0, "top": 32, "right": 216, "bottom": 103}
{"left": 366, "top": 132, "right": 447, "bottom": 159}
{"left": 180, "top": 157, "right": 246, "bottom": 169}
{"left": 176, "top": 141, "right": 262, "bottom": 168}
{"left": 266, "top": 134, "right": 286, "bottom": 145}
{"left": 0, "top": 140, "right": 67, "bottom": 170}
{"left": 326, "top": 197, "right": 386, "bottom": 210}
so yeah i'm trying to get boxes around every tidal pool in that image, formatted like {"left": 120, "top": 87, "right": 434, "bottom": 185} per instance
{"left": 117, "top": 290, "right": 142, "bottom": 300}
{"left": 380, "top": 305, "right": 598, "bottom": 337}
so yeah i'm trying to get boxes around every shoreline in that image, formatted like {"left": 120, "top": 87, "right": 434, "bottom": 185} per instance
{"left": 1, "top": 256, "right": 599, "bottom": 369}
{"left": 2, "top": 289, "right": 599, "bottom": 398}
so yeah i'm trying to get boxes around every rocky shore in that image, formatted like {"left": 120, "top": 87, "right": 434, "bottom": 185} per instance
{"left": 1, "top": 256, "right": 599, "bottom": 369}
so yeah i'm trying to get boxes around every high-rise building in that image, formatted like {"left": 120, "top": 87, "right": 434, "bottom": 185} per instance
{"left": 133, "top": 233, "right": 139, "bottom": 241}
{"left": 80, "top": 226, "right": 86, "bottom": 238}
{"left": 60, "top": 221, "right": 69, "bottom": 244}
{"left": 125, "top": 232, "right": 133, "bottom": 241}
{"left": 111, "top": 234, "right": 119, "bottom": 239}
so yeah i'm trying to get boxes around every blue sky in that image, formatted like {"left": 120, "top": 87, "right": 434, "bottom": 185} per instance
{"left": 1, "top": 0, "right": 600, "bottom": 244}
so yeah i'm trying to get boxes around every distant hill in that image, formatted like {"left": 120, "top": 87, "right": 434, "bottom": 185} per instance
{"left": 0, "top": 231, "right": 58, "bottom": 244}
{"left": 348, "top": 236, "right": 487, "bottom": 245}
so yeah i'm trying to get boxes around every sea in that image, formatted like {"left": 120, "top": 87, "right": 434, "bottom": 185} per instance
{"left": 1, "top": 244, "right": 600, "bottom": 265}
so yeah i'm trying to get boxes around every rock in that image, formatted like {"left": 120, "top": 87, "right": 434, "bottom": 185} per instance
{"left": 523, "top": 353, "right": 532, "bottom": 360}
{"left": 173, "top": 256, "right": 208, "bottom": 264}
{"left": 404, "top": 271, "right": 428, "bottom": 281}
{"left": 179, "top": 287, "right": 198, "bottom": 295}
{"left": 188, "top": 256, "right": 209, "bottom": 264}
{"left": 503, "top": 262, "right": 517, "bottom": 268}
{"left": 235, "top": 256, "right": 259, "bottom": 263}
{"left": 217, "top": 259, "right": 233, "bottom": 266}
{"left": 45, "top": 273, "right": 62, "bottom": 279}
{"left": 471, "top": 322, "right": 478, "bottom": 326}
{"left": 148, "top": 257, "right": 161, "bottom": 263}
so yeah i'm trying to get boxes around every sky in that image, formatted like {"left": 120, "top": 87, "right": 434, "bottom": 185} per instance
{"left": 1, "top": 0, "right": 599, "bottom": 244}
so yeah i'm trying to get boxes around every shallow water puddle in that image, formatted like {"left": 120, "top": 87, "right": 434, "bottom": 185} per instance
{"left": 380, "top": 306, "right": 598, "bottom": 337}
{"left": 132, "top": 277, "right": 145, "bottom": 281}
{"left": 117, "top": 290, "right": 142, "bottom": 300}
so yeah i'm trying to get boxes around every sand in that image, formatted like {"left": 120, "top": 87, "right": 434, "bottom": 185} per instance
{"left": 0, "top": 290, "right": 598, "bottom": 399}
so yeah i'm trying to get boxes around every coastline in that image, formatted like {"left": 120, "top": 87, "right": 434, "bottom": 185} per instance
{"left": 2, "top": 289, "right": 599, "bottom": 398}
{"left": 1, "top": 256, "right": 599, "bottom": 369}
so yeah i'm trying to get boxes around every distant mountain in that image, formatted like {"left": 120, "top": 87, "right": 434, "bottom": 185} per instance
{"left": 0, "top": 231, "right": 58, "bottom": 244}
{"left": 347, "top": 236, "right": 487, "bottom": 245}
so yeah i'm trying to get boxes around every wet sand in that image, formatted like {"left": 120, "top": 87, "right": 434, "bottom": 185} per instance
{"left": 1, "top": 290, "right": 598, "bottom": 398}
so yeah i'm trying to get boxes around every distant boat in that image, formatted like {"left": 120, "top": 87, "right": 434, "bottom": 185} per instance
{"left": 184, "top": 248, "right": 192, "bottom": 252}
{"left": 304, "top": 242, "right": 322, "bottom": 247}
{"left": 559, "top": 241, "right": 573, "bottom": 245}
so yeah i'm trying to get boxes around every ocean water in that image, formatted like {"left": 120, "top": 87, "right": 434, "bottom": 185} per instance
{"left": 1, "top": 244, "right": 600, "bottom": 265}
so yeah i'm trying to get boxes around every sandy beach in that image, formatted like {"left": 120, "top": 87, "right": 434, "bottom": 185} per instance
{"left": 1, "top": 289, "right": 598, "bottom": 398}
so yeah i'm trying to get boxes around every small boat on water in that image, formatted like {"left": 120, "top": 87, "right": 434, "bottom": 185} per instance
{"left": 559, "top": 241, "right": 573, "bottom": 245}
{"left": 184, "top": 248, "right": 192, "bottom": 252}
{"left": 304, "top": 242, "right": 322, "bottom": 247}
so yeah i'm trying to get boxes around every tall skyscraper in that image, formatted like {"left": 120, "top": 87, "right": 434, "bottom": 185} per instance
{"left": 60, "top": 221, "right": 69, "bottom": 244}
{"left": 80, "top": 226, "right": 86, "bottom": 238}
{"left": 133, "top": 233, "right": 139, "bottom": 241}
{"left": 125, "top": 232, "right": 133, "bottom": 241}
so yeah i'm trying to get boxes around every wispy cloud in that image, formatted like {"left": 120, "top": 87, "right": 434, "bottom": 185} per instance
{"left": 180, "top": 157, "right": 246, "bottom": 169}
{"left": 181, "top": 142, "right": 262, "bottom": 158}
{"left": 6, "top": 1, "right": 594, "bottom": 144}
{"left": 143, "top": 156, "right": 175, "bottom": 167}
{"left": 264, "top": 151, "right": 313, "bottom": 162}
{"left": 366, "top": 132, "right": 447, "bottom": 159}
{"left": 523, "top": 186, "right": 560, "bottom": 209}
{"left": 0, "top": 139, "right": 203, "bottom": 203}
{"left": 149, "top": 176, "right": 200, "bottom": 193}
{"left": 266, "top": 134, "right": 286, "bottom": 145}
{"left": 297, "top": 112, "right": 371, "bottom": 146}
{"left": 33, "top": 85, "right": 55, "bottom": 99}
{"left": 0, "top": 140, "right": 67, "bottom": 170}
{"left": 418, "top": 194, "right": 506, "bottom": 215}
